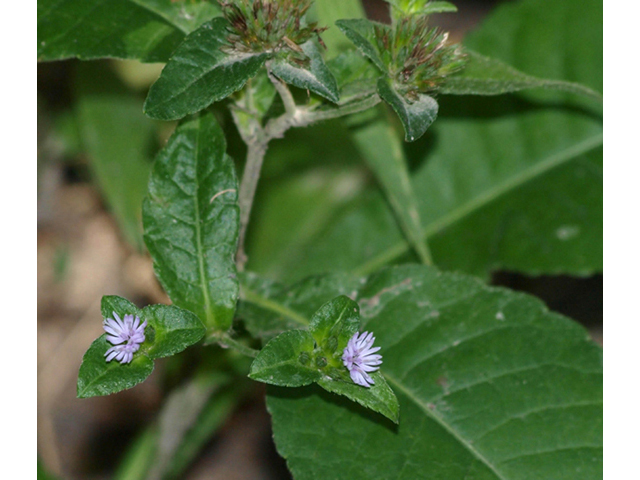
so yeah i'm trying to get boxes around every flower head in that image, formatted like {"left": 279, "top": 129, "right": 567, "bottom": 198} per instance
{"left": 103, "top": 312, "right": 147, "bottom": 364}
{"left": 342, "top": 331, "right": 382, "bottom": 387}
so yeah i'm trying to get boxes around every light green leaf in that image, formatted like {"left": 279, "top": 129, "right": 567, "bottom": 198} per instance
{"left": 441, "top": 50, "right": 601, "bottom": 99}
{"left": 239, "top": 265, "right": 603, "bottom": 479}
{"left": 75, "top": 62, "right": 154, "bottom": 250}
{"left": 249, "top": 330, "right": 321, "bottom": 387}
{"left": 270, "top": 41, "right": 339, "bottom": 103}
{"left": 349, "top": 115, "right": 432, "bottom": 264}
{"left": 37, "top": 0, "right": 219, "bottom": 63}
{"left": 309, "top": 0, "right": 365, "bottom": 54}
{"left": 275, "top": 0, "right": 603, "bottom": 280}
{"left": 326, "top": 50, "right": 379, "bottom": 104}
{"left": 144, "top": 17, "right": 268, "bottom": 121}
{"left": 377, "top": 78, "right": 439, "bottom": 142}
{"left": 335, "top": 19, "right": 386, "bottom": 72}
{"left": 143, "top": 112, "right": 240, "bottom": 332}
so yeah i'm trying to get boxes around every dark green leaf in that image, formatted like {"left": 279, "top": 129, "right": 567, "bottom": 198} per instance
{"left": 38, "top": 0, "right": 219, "bottom": 63}
{"left": 270, "top": 40, "right": 339, "bottom": 103}
{"left": 143, "top": 112, "right": 239, "bottom": 332}
{"left": 441, "top": 50, "right": 601, "bottom": 99}
{"left": 142, "top": 304, "right": 205, "bottom": 359}
{"left": 249, "top": 330, "right": 321, "bottom": 387}
{"left": 240, "top": 265, "right": 602, "bottom": 479}
{"left": 75, "top": 62, "right": 154, "bottom": 250}
{"left": 377, "top": 78, "right": 439, "bottom": 142}
{"left": 144, "top": 17, "right": 268, "bottom": 121}
{"left": 77, "top": 335, "right": 155, "bottom": 398}
{"left": 335, "top": 19, "right": 386, "bottom": 72}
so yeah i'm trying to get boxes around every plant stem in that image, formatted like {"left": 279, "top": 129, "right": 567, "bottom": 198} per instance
{"left": 237, "top": 139, "right": 268, "bottom": 270}
{"left": 205, "top": 333, "right": 260, "bottom": 358}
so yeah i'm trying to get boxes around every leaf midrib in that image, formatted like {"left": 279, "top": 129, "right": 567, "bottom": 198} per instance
{"left": 243, "top": 287, "right": 508, "bottom": 479}
{"left": 353, "top": 131, "right": 604, "bottom": 276}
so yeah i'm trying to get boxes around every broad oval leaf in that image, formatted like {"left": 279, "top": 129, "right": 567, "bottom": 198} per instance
{"left": 143, "top": 112, "right": 240, "bottom": 332}
{"left": 143, "top": 304, "right": 206, "bottom": 359}
{"left": 309, "top": 295, "right": 360, "bottom": 353}
{"left": 249, "top": 330, "right": 320, "bottom": 387}
{"left": 38, "top": 0, "right": 220, "bottom": 63}
{"left": 240, "top": 265, "right": 602, "bottom": 479}
{"left": 270, "top": 40, "right": 340, "bottom": 103}
{"left": 144, "top": 17, "right": 268, "bottom": 120}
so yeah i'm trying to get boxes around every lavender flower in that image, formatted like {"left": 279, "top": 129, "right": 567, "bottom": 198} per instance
{"left": 342, "top": 331, "right": 382, "bottom": 387}
{"left": 103, "top": 312, "right": 147, "bottom": 364}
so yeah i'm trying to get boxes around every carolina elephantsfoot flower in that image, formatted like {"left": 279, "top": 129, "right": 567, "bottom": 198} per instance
{"left": 103, "top": 312, "right": 147, "bottom": 364}
{"left": 342, "top": 331, "right": 383, "bottom": 387}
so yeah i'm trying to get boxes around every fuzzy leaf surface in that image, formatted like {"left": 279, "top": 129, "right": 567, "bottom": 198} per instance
{"left": 143, "top": 112, "right": 239, "bottom": 332}
{"left": 37, "top": 0, "right": 219, "bottom": 62}
{"left": 335, "top": 19, "right": 386, "bottom": 72}
{"left": 144, "top": 17, "right": 268, "bottom": 120}
{"left": 270, "top": 40, "right": 339, "bottom": 103}
{"left": 239, "top": 265, "right": 603, "bottom": 479}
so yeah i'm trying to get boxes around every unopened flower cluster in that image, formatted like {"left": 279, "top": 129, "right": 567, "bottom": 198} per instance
{"left": 103, "top": 312, "right": 147, "bottom": 364}
{"left": 220, "top": 0, "right": 325, "bottom": 62}
{"left": 375, "top": 15, "right": 466, "bottom": 99}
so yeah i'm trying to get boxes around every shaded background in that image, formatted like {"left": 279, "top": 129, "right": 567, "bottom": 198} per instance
{"left": 37, "top": 1, "right": 602, "bottom": 478}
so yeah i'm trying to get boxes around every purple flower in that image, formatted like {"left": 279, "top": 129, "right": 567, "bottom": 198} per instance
{"left": 342, "top": 331, "right": 382, "bottom": 387}
{"left": 103, "top": 312, "right": 147, "bottom": 364}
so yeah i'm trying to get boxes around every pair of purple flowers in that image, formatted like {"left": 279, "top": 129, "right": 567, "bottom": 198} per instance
{"left": 103, "top": 312, "right": 383, "bottom": 389}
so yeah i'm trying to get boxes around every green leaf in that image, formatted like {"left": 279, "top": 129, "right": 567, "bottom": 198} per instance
{"left": 270, "top": 40, "right": 339, "bottom": 103}
{"left": 77, "top": 335, "right": 155, "bottom": 398}
{"left": 144, "top": 17, "right": 268, "bottom": 121}
{"left": 386, "top": 0, "right": 458, "bottom": 16}
{"left": 78, "top": 296, "right": 206, "bottom": 398}
{"left": 249, "top": 330, "right": 321, "bottom": 387}
{"left": 247, "top": 293, "right": 400, "bottom": 422}
{"left": 238, "top": 271, "right": 363, "bottom": 340}
{"left": 441, "top": 50, "right": 601, "bottom": 99}
{"left": 75, "top": 62, "right": 154, "bottom": 250}
{"left": 326, "top": 50, "right": 379, "bottom": 104}
{"left": 142, "top": 304, "right": 205, "bottom": 359}
{"left": 309, "top": 295, "right": 359, "bottom": 354}
{"left": 274, "top": 0, "right": 603, "bottom": 280}
{"left": 377, "top": 78, "right": 439, "bottom": 142}
{"left": 335, "top": 19, "right": 386, "bottom": 72}
{"left": 143, "top": 112, "right": 240, "bottom": 332}
{"left": 239, "top": 265, "right": 603, "bottom": 479}
{"left": 317, "top": 371, "right": 399, "bottom": 424}
{"left": 38, "top": 0, "right": 219, "bottom": 63}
